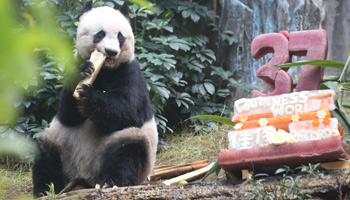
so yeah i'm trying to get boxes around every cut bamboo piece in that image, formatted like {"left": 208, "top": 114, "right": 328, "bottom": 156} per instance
{"left": 73, "top": 49, "right": 106, "bottom": 100}
{"left": 319, "top": 160, "right": 350, "bottom": 170}
{"left": 162, "top": 162, "right": 215, "bottom": 186}
{"left": 151, "top": 163, "right": 210, "bottom": 181}
{"left": 153, "top": 164, "right": 176, "bottom": 170}
{"left": 153, "top": 160, "right": 209, "bottom": 173}
{"left": 241, "top": 169, "right": 252, "bottom": 180}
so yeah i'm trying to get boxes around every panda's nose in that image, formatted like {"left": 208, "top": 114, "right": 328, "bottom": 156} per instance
{"left": 105, "top": 49, "right": 118, "bottom": 57}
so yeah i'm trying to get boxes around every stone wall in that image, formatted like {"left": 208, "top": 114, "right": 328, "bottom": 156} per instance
{"left": 218, "top": 0, "right": 350, "bottom": 98}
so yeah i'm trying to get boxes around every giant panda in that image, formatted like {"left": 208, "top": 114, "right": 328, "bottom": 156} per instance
{"left": 32, "top": 1, "right": 158, "bottom": 196}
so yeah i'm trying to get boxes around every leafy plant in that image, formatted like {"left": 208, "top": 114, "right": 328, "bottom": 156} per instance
{"left": 201, "top": 160, "right": 220, "bottom": 181}
{"left": 240, "top": 165, "right": 322, "bottom": 200}
{"left": 191, "top": 115, "right": 236, "bottom": 126}
{"left": 0, "top": 0, "right": 73, "bottom": 167}
{"left": 45, "top": 182, "right": 72, "bottom": 199}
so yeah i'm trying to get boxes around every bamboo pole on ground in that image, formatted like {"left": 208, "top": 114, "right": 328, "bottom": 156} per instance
{"left": 162, "top": 162, "right": 215, "bottom": 186}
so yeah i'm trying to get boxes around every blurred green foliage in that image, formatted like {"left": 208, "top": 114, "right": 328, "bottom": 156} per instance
{"left": 0, "top": 0, "right": 73, "bottom": 163}
{"left": 0, "top": 0, "right": 73, "bottom": 122}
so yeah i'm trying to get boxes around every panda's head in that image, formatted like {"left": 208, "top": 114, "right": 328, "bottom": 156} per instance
{"left": 76, "top": 2, "right": 134, "bottom": 68}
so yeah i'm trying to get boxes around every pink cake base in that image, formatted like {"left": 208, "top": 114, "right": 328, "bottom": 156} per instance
{"left": 219, "top": 138, "right": 349, "bottom": 174}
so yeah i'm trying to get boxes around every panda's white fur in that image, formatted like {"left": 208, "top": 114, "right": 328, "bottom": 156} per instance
{"left": 76, "top": 6, "right": 135, "bottom": 66}
{"left": 33, "top": 2, "right": 158, "bottom": 196}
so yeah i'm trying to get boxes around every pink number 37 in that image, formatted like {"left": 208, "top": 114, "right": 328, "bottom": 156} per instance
{"left": 251, "top": 30, "right": 328, "bottom": 97}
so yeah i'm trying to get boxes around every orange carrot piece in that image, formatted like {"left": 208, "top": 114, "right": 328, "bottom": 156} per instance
{"left": 239, "top": 111, "right": 332, "bottom": 131}
{"left": 308, "top": 93, "right": 333, "bottom": 100}
{"left": 332, "top": 135, "right": 343, "bottom": 139}
{"left": 233, "top": 112, "right": 274, "bottom": 122}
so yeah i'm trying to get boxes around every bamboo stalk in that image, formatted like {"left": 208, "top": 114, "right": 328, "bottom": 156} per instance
{"left": 151, "top": 163, "right": 210, "bottom": 181}
{"left": 153, "top": 164, "right": 176, "bottom": 170}
{"left": 319, "top": 160, "right": 350, "bottom": 170}
{"left": 162, "top": 162, "right": 215, "bottom": 186}
{"left": 73, "top": 50, "right": 106, "bottom": 100}
{"left": 153, "top": 160, "right": 209, "bottom": 174}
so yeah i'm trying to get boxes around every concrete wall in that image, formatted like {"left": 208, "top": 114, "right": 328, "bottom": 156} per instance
{"left": 218, "top": 0, "right": 350, "bottom": 98}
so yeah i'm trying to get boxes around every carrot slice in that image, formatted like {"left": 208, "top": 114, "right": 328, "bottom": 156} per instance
{"left": 238, "top": 111, "right": 332, "bottom": 132}
{"left": 233, "top": 112, "right": 274, "bottom": 122}
{"left": 308, "top": 93, "right": 333, "bottom": 100}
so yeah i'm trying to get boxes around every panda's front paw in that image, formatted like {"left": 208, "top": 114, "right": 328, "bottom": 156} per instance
{"left": 79, "top": 60, "right": 94, "bottom": 78}
{"left": 78, "top": 84, "right": 100, "bottom": 104}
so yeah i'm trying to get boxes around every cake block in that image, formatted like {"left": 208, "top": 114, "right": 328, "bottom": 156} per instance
{"left": 219, "top": 90, "right": 349, "bottom": 177}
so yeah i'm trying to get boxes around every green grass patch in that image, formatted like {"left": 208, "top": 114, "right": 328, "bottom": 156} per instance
{"left": 156, "top": 125, "right": 230, "bottom": 166}
{"left": 0, "top": 166, "right": 33, "bottom": 200}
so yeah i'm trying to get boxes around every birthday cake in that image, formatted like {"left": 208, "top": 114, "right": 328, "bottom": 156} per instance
{"left": 218, "top": 90, "right": 348, "bottom": 175}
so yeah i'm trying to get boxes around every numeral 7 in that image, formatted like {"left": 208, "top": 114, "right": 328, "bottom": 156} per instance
{"left": 251, "top": 30, "right": 328, "bottom": 97}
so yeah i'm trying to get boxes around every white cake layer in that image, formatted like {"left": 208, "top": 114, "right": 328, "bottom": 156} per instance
{"left": 228, "top": 118, "right": 340, "bottom": 150}
{"left": 289, "top": 118, "right": 340, "bottom": 142}
{"left": 233, "top": 90, "right": 335, "bottom": 122}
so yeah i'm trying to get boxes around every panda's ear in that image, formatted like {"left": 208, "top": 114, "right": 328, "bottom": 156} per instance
{"left": 83, "top": 0, "right": 93, "bottom": 12}
{"left": 119, "top": 2, "right": 129, "bottom": 18}
{"left": 78, "top": 0, "right": 93, "bottom": 18}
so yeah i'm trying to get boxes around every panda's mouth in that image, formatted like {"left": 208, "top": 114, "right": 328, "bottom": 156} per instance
{"left": 104, "top": 57, "right": 116, "bottom": 68}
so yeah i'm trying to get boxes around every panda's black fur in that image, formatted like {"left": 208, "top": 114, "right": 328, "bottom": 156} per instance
{"left": 32, "top": 2, "right": 158, "bottom": 197}
{"left": 57, "top": 59, "right": 154, "bottom": 133}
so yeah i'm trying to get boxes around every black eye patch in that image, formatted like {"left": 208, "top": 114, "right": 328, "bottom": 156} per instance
{"left": 118, "top": 32, "right": 125, "bottom": 47}
{"left": 93, "top": 30, "right": 105, "bottom": 43}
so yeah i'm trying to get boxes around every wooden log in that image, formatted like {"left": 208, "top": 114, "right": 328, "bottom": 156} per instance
{"left": 49, "top": 169, "right": 350, "bottom": 200}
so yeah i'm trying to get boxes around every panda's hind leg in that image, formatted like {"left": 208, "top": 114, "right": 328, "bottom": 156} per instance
{"left": 99, "top": 140, "right": 148, "bottom": 187}
{"left": 32, "top": 140, "right": 67, "bottom": 197}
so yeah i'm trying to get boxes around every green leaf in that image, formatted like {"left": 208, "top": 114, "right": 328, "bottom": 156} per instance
{"left": 201, "top": 160, "right": 220, "bottom": 181}
{"left": 204, "top": 82, "right": 215, "bottom": 95}
{"left": 331, "top": 109, "right": 350, "bottom": 134}
{"left": 335, "top": 100, "right": 350, "bottom": 128}
{"left": 339, "top": 54, "right": 350, "bottom": 82}
{"left": 127, "top": 0, "right": 155, "bottom": 11}
{"left": 271, "top": 60, "right": 345, "bottom": 69}
{"left": 191, "top": 115, "right": 236, "bottom": 126}
{"left": 152, "top": 85, "right": 170, "bottom": 99}
{"left": 322, "top": 76, "right": 339, "bottom": 82}
{"left": 254, "top": 173, "right": 269, "bottom": 177}
{"left": 319, "top": 81, "right": 338, "bottom": 92}
{"left": 190, "top": 12, "right": 200, "bottom": 22}
{"left": 275, "top": 168, "right": 286, "bottom": 175}
{"left": 198, "top": 84, "right": 206, "bottom": 96}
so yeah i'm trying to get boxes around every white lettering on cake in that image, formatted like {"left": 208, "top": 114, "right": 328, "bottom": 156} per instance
{"left": 249, "top": 98, "right": 258, "bottom": 109}
{"left": 235, "top": 98, "right": 249, "bottom": 113}
{"left": 295, "top": 104, "right": 303, "bottom": 114}
{"left": 298, "top": 91, "right": 309, "bottom": 103}
{"left": 284, "top": 105, "right": 295, "bottom": 115}
{"left": 271, "top": 105, "right": 284, "bottom": 116}
{"left": 281, "top": 94, "right": 289, "bottom": 105}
